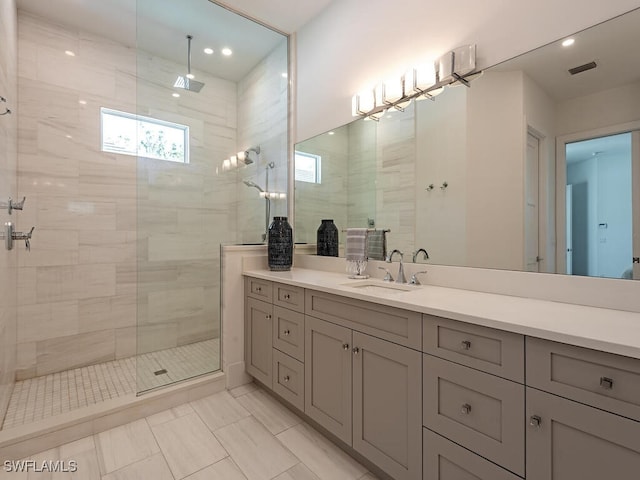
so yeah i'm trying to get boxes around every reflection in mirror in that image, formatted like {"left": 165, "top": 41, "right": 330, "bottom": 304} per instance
{"left": 295, "top": 7, "right": 640, "bottom": 280}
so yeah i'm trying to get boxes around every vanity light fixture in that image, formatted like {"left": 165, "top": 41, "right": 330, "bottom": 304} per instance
{"left": 352, "top": 44, "right": 478, "bottom": 121}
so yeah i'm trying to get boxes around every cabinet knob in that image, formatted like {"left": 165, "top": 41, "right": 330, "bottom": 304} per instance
{"left": 283, "top": 375, "right": 290, "bottom": 383}
{"left": 256, "top": 286, "right": 262, "bottom": 292}
{"left": 266, "top": 314, "right": 271, "bottom": 320}
{"left": 529, "top": 415, "right": 542, "bottom": 428}
{"left": 343, "top": 343, "right": 350, "bottom": 350}
{"left": 284, "top": 293, "right": 291, "bottom": 299}
{"left": 460, "top": 403, "right": 472, "bottom": 415}
{"left": 461, "top": 340, "right": 471, "bottom": 350}
{"left": 283, "top": 329, "right": 291, "bottom": 336}
{"left": 352, "top": 347, "right": 360, "bottom": 355}
{"left": 600, "top": 376, "right": 614, "bottom": 390}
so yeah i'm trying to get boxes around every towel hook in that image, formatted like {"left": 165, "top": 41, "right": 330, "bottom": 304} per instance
{"left": 0, "top": 96, "right": 10, "bottom": 116}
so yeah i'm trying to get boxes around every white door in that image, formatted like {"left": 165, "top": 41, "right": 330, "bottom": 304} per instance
{"left": 566, "top": 184, "right": 573, "bottom": 275}
{"left": 525, "top": 133, "right": 540, "bottom": 272}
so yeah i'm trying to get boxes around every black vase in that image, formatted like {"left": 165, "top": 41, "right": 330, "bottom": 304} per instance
{"left": 317, "top": 219, "right": 339, "bottom": 257}
{"left": 268, "top": 216, "right": 293, "bottom": 271}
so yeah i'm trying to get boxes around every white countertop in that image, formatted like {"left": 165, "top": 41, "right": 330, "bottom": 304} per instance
{"left": 244, "top": 267, "right": 640, "bottom": 359}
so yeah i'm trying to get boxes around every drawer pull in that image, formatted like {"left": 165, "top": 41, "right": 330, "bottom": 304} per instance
{"left": 256, "top": 286, "right": 262, "bottom": 292}
{"left": 284, "top": 293, "right": 291, "bottom": 299}
{"left": 529, "top": 415, "right": 542, "bottom": 428}
{"left": 599, "top": 377, "right": 614, "bottom": 390}
{"left": 283, "top": 375, "right": 290, "bottom": 383}
{"left": 461, "top": 340, "right": 472, "bottom": 350}
{"left": 283, "top": 329, "right": 291, "bottom": 336}
{"left": 343, "top": 343, "right": 350, "bottom": 350}
{"left": 353, "top": 347, "right": 360, "bottom": 355}
{"left": 266, "top": 314, "right": 272, "bottom": 320}
{"left": 460, "top": 403, "right": 472, "bottom": 415}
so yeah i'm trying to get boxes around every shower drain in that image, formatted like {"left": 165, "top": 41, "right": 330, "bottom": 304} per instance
{"left": 154, "top": 369, "right": 168, "bottom": 375}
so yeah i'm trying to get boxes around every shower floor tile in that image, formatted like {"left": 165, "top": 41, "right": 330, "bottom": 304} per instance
{"left": 1, "top": 339, "right": 219, "bottom": 431}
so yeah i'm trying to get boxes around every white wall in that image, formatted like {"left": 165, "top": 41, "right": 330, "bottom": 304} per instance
{"left": 295, "top": 0, "right": 640, "bottom": 142}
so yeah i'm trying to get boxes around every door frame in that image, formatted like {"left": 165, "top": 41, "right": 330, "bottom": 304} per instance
{"left": 556, "top": 120, "right": 640, "bottom": 274}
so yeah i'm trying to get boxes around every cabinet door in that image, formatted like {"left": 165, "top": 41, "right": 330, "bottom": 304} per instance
{"left": 245, "top": 297, "right": 273, "bottom": 387}
{"left": 305, "top": 315, "right": 353, "bottom": 444}
{"left": 527, "top": 387, "right": 640, "bottom": 480}
{"left": 353, "top": 332, "right": 422, "bottom": 480}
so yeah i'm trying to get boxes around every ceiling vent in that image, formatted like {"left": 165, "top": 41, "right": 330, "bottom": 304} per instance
{"left": 568, "top": 61, "right": 597, "bottom": 75}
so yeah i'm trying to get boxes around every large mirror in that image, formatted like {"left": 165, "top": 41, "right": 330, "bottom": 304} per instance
{"left": 295, "top": 7, "right": 640, "bottom": 280}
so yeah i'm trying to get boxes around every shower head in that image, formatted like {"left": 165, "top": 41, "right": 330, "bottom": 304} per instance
{"left": 243, "top": 180, "right": 264, "bottom": 192}
{"left": 174, "top": 35, "right": 205, "bottom": 93}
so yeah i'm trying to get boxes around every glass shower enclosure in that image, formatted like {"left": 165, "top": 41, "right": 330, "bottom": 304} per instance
{"left": 134, "top": 0, "right": 289, "bottom": 393}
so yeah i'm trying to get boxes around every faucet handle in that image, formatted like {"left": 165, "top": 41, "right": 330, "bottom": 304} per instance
{"left": 378, "top": 266, "right": 394, "bottom": 282}
{"left": 409, "top": 271, "right": 428, "bottom": 285}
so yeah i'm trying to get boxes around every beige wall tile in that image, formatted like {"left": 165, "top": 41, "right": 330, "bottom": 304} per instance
{"left": 36, "top": 329, "right": 115, "bottom": 376}
{"left": 17, "top": 300, "right": 79, "bottom": 342}
{"left": 36, "top": 264, "right": 116, "bottom": 302}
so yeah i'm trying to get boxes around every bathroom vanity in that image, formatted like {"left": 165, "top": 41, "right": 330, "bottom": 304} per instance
{"left": 243, "top": 268, "right": 640, "bottom": 480}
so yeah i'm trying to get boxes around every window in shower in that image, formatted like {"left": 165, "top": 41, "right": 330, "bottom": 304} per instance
{"left": 100, "top": 107, "right": 189, "bottom": 163}
{"left": 295, "top": 151, "right": 322, "bottom": 184}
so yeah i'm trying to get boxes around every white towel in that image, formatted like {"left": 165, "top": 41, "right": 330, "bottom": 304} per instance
{"left": 345, "top": 228, "right": 369, "bottom": 277}
{"left": 345, "top": 228, "right": 368, "bottom": 261}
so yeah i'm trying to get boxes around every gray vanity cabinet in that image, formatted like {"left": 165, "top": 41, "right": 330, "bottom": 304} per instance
{"left": 353, "top": 331, "right": 422, "bottom": 480}
{"left": 526, "top": 387, "right": 640, "bottom": 480}
{"left": 305, "top": 314, "right": 422, "bottom": 480}
{"left": 304, "top": 315, "right": 353, "bottom": 444}
{"left": 245, "top": 296, "right": 273, "bottom": 388}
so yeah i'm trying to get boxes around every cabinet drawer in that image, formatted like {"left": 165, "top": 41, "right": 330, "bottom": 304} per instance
{"left": 246, "top": 277, "right": 273, "bottom": 302}
{"left": 423, "top": 354, "right": 524, "bottom": 476}
{"left": 423, "top": 428, "right": 521, "bottom": 480}
{"left": 272, "top": 349, "right": 304, "bottom": 412}
{"left": 306, "top": 289, "right": 422, "bottom": 350}
{"left": 423, "top": 315, "right": 524, "bottom": 382}
{"left": 272, "top": 305, "right": 304, "bottom": 362}
{"left": 273, "top": 283, "right": 304, "bottom": 313}
{"left": 527, "top": 337, "right": 640, "bottom": 421}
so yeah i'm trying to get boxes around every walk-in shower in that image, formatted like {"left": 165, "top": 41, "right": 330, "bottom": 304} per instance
{"left": 0, "top": 0, "right": 289, "bottom": 436}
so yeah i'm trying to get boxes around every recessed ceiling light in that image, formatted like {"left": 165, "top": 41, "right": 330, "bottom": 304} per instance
{"left": 562, "top": 38, "right": 575, "bottom": 47}
{"left": 172, "top": 92, "right": 180, "bottom": 98}
{"left": 328, "top": 131, "right": 335, "bottom": 135}
{"left": 78, "top": 100, "right": 87, "bottom": 105}
{"left": 222, "top": 47, "right": 232, "bottom": 56}
{"left": 204, "top": 47, "right": 214, "bottom": 55}
{"left": 65, "top": 50, "right": 76, "bottom": 57}
{"left": 65, "top": 134, "right": 73, "bottom": 139}
{"left": 186, "top": 73, "right": 195, "bottom": 80}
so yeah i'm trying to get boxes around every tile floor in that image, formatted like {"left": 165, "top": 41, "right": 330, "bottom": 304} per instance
{"left": 2, "top": 339, "right": 220, "bottom": 431}
{"left": 0, "top": 383, "right": 378, "bottom": 480}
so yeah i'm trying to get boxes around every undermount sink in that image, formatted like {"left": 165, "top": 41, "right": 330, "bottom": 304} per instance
{"left": 341, "top": 280, "right": 415, "bottom": 294}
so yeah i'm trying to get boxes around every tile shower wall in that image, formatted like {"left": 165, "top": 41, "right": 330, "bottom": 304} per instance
{"left": 0, "top": 0, "right": 18, "bottom": 422}
{"left": 236, "top": 40, "right": 289, "bottom": 244}
{"left": 15, "top": 13, "right": 234, "bottom": 379}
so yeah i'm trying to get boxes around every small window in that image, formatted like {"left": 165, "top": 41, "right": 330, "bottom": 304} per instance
{"left": 101, "top": 107, "right": 189, "bottom": 163}
{"left": 295, "top": 151, "right": 321, "bottom": 184}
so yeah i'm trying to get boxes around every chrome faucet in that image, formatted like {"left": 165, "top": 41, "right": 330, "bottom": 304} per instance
{"left": 386, "top": 249, "right": 406, "bottom": 284}
{"left": 412, "top": 248, "right": 429, "bottom": 263}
